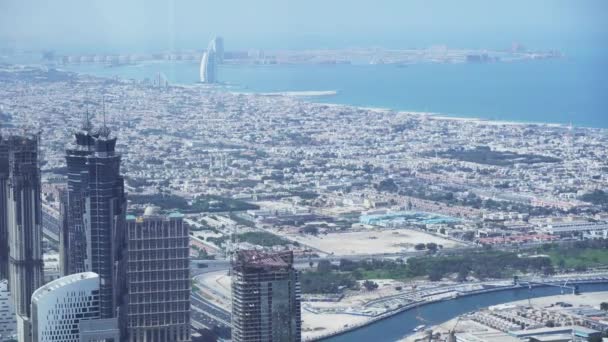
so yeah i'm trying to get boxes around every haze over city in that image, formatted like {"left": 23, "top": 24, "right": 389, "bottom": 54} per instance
{"left": 2, "top": 0, "right": 607, "bottom": 51}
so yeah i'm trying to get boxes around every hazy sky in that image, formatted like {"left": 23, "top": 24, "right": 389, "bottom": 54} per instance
{"left": 1, "top": 0, "right": 606, "bottom": 52}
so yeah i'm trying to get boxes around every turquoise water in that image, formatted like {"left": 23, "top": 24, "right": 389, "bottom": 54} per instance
{"left": 323, "top": 283, "right": 608, "bottom": 342}
{"left": 360, "top": 211, "right": 459, "bottom": 226}
{"left": 63, "top": 53, "right": 608, "bottom": 128}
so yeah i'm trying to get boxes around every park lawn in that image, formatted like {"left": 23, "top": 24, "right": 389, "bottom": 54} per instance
{"left": 548, "top": 248, "right": 608, "bottom": 269}
{"left": 357, "top": 267, "right": 411, "bottom": 280}
{"left": 238, "top": 231, "right": 291, "bottom": 246}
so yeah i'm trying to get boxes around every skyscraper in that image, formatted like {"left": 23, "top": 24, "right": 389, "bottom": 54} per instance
{"left": 64, "top": 119, "right": 98, "bottom": 275}
{"left": 200, "top": 38, "right": 220, "bottom": 83}
{"left": 81, "top": 125, "right": 127, "bottom": 321}
{"left": 0, "top": 279, "right": 17, "bottom": 341}
{"left": 30, "top": 272, "right": 120, "bottom": 342}
{"left": 212, "top": 36, "right": 224, "bottom": 64}
{"left": 2, "top": 134, "right": 44, "bottom": 342}
{"left": 199, "top": 50, "right": 217, "bottom": 84}
{"left": 231, "top": 250, "right": 302, "bottom": 342}
{"left": 125, "top": 207, "right": 190, "bottom": 342}
{"left": 0, "top": 136, "right": 9, "bottom": 282}
{"left": 63, "top": 116, "right": 127, "bottom": 324}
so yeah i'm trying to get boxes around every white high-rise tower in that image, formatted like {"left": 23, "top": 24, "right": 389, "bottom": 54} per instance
{"left": 200, "top": 38, "right": 221, "bottom": 83}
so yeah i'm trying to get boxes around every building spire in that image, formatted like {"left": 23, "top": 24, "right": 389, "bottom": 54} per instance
{"left": 98, "top": 96, "right": 111, "bottom": 138}
{"left": 82, "top": 104, "right": 93, "bottom": 133}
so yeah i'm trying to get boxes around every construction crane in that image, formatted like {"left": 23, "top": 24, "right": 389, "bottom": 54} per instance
{"left": 447, "top": 316, "right": 463, "bottom": 342}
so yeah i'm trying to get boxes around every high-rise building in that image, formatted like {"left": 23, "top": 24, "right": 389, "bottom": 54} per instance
{"left": 2, "top": 134, "right": 44, "bottom": 342}
{"left": 125, "top": 207, "right": 190, "bottom": 342}
{"left": 64, "top": 121, "right": 97, "bottom": 275}
{"left": 62, "top": 119, "right": 127, "bottom": 336}
{"left": 200, "top": 38, "right": 221, "bottom": 83}
{"left": 211, "top": 36, "right": 224, "bottom": 64}
{"left": 231, "top": 250, "right": 302, "bottom": 342}
{"left": 31, "top": 272, "right": 120, "bottom": 342}
{"left": 81, "top": 126, "right": 127, "bottom": 321}
{"left": 199, "top": 50, "right": 217, "bottom": 84}
{"left": 0, "top": 280, "right": 17, "bottom": 341}
{"left": 0, "top": 136, "right": 9, "bottom": 282}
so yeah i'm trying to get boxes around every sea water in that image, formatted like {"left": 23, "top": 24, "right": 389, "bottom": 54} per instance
{"left": 62, "top": 52, "right": 608, "bottom": 128}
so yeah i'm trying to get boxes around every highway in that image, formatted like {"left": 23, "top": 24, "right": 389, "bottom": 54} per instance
{"left": 190, "top": 260, "right": 232, "bottom": 335}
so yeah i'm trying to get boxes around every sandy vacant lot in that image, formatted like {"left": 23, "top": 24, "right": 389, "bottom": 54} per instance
{"left": 286, "top": 228, "right": 463, "bottom": 255}
{"left": 302, "top": 311, "right": 370, "bottom": 340}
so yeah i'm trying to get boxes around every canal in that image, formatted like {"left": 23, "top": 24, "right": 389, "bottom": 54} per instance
{"left": 322, "top": 283, "right": 608, "bottom": 341}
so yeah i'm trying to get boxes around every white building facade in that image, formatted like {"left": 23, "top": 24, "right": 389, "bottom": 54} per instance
{"left": 0, "top": 280, "right": 17, "bottom": 341}
{"left": 31, "top": 272, "right": 119, "bottom": 342}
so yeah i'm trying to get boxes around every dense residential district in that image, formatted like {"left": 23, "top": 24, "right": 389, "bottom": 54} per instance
{"left": 1, "top": 66, "right": 608, "bottom": 342}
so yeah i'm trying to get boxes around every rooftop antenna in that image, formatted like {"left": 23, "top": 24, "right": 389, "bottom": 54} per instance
{"left": 82, "top": 102, "right": 93, "bottom": 133}
{"left": 99, "top": 95, "right": 111, "bottom": 138}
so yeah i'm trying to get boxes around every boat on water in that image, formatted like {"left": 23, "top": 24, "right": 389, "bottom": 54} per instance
{"left": 413, "top": 324, "right": 426, "bottom": 332}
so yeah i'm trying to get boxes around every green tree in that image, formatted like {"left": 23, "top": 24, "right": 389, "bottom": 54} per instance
{"left": 363, "top": 280, "right": 379, "bottom": 291}
{"left": 428, "top": 268, "right": 444, "bottom": 281}
{"left": 317, "top": 260, "right": 332, "bottom": 274}
{"left": 414, "top": 243, "right": 426, "bottom": 251}
{"left": 457, "top": 267, "right": 469, "bottom": 282}
{"left": 462, "top": 231, "right": 475, "bottom": 241}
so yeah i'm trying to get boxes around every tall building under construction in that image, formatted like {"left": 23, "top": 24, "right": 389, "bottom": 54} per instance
{"left": 231, "top": 250, "right": 301, "bottom": 342}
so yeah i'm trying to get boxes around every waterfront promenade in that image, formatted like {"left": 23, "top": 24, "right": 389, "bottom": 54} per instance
{"left": 192, "top": 265, "right": 608, "bottom": 341}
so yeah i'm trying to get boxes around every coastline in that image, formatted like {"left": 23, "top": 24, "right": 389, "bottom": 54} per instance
{"left": 51, "top": 63, "right": 607, "bottom": 130}
{"left": 259, "top": 90, "right": 338, "bottom": 97}
{"left": 314, "top": 278, "right": 608, "bottom": 342}
{"left": 315, "top": 102, "right": 575, "bottom": 129}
